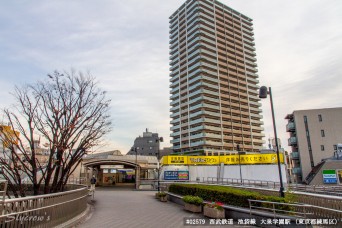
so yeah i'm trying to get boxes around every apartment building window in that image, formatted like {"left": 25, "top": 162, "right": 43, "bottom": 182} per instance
{"left": 334, "top": 145, "right": 337, "bottom": 150}
{"left": 318, "top": 114, "right": 322, "bottom": 122}
{"left": 321, "top": 145, "right": 325, "bottom": 151}
{"left": 321, "top": 130, "right": 325, "bottom": 137}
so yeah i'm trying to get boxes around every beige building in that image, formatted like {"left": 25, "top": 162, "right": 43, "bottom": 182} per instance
{"left": 169, "top": 0, "right": 264, "bottom": 155}
{"left": 285, "top": 107, "right": 342, "bottom": 183}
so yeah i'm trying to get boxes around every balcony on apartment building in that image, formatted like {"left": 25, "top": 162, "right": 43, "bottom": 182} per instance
{"left": 286, "top": 122, "right": 296, "bottom": 132}
{"left": 292, "top": 167, "right": 302, "bottom": 175}
{"left": 288, "top": 137, "right": 297, "bottom": 146}
{"left": 290, "top": 151, "right": 299, "bottom": 160}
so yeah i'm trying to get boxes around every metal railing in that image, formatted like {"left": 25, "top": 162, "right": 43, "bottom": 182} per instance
{"left": 288, "top": 184, "right": 342, "bottom": 197}
{"left": 68, "top": 177, "right": 88, "bottom": 185}
{"left": 248, "top": 199, "right": 311, "bottom": 219}
{"left": 204, "top": 177, "right": 282, "bottom": 190}
{"left": 203, "top": 177, "right": 342, "bottom": 197}
{"left": 248, "top": 199, "right": 342, "bottom": 219}
{"left": 140, "top": 179, "right": 190, "bottom": 190}
{"left": 0, "top": 184, "right": 88, "bottom": 227}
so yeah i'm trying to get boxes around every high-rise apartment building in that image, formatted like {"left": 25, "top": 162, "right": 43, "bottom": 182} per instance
{"left": 285, "top": 107, "right": 342, "bottom": 183}
{"left": 169, "top": 0, "right": 264, "bottom": 155}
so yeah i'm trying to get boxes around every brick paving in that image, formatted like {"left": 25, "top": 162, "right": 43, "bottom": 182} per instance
{"left": 76, "top": 186, "right": 238, "bottom": 228}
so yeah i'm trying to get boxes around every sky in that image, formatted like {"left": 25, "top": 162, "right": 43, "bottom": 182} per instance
{"left": 0, "top": 0, "right": 341, "bottom": 154}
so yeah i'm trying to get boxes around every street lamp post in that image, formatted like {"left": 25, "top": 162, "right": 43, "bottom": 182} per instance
{"left": 237, "top": 144, "right": 242, "bottom": 184}
{"left": 259, "top": 86, "right": 285, "bottom": 197}
{"left": 131, "top": 147, "right": 139, "bottom": 190}
{"left": 156, "top": 137, "right": 163, "bottom": 193}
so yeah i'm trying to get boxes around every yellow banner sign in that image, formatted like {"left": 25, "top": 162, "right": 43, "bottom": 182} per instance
{"left": 162, "top": 154, "right": 284, "bottom": 165}
{"left": 220, "top": 153, "right": 284, "bottom": 165}
{"left": 166, "top": 156, "right": 187, "bottom": 165}
{"left": 187, "top": 156, "right": 219, "bottom": 165}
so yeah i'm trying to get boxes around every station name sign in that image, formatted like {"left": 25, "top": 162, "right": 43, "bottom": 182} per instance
{"left": 162, "top": 154, "right": 284, "bottom": 165}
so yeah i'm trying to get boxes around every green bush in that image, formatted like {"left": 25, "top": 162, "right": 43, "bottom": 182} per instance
{"left": 183, "top": 195, "right": 203, "bottom": 206}
{"left": 158, "top": 192, "right": 167, "bottom": 197}
{"left": 169, "top": 184, "right": 291, "bottom": 211}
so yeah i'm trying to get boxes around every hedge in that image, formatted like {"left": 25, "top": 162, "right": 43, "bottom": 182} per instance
{"left": 183, "top": 195, "right": 203, "bottom": 206}
{"left": 169, "top": 184, "right": 291, "bottom": 211}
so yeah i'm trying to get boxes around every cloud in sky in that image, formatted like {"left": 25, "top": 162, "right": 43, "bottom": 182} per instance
{"left": 0, "top": 0, "right": 341, "bottom": 153}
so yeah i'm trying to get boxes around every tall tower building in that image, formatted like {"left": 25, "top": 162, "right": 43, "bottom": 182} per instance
{"left": 169, "top": 0, "right": 264, "bottom": 155}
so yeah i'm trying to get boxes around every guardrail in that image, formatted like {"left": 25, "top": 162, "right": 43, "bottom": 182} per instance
{"left": 140, "top": 179, "right": 189, "bottom": 190}
{"left": 288, "top": 184, "right": 342, "bottom": 197}
{"left": 0, "top": 184, "right": 88, "bottom": 227}
{"left": 248, "top": 199, "right": 342, "bottom": 219}
{"left": 204, "top": 177, "right": 342, "bottom": 197}
{"left": 248, "top": 199, "right": 312, "bottom": 219}
{"left": 204, "top": 177, "right": 282, "bottom": 189}
{"left": 68, "top": 177, "right": 88, "bottom": 185}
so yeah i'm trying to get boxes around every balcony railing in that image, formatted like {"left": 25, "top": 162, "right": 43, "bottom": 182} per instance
{"left": 286, "top": 122, "right": 296, "bottom": 132}
{"left": 292, "top": 167, "right": 302, "bottom": 175}
{"left": 288, "top": 137, "right": 297, "bottom": 146}
{"left": 291, "top": 151, "right": 300, "bottom": 160}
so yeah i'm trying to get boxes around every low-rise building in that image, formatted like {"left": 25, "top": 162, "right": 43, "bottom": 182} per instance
{"left": 285, "top": 107, "right": 342, "bottom": 183}
{"left": 127, "top": 129, "right": 161, "bottom": 157}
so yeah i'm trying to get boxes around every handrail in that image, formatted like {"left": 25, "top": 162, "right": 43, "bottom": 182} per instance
{"left": 4, "top": 184, "right": 86, "bottom": 203}
{"left": 248, "top": 199, "right": 342, "bottom": 219}
{"left": 0, "top": 193, "right": 87, "bottom": 218}
{"left": 248, "top": 199, "right": 311, "bottom": 218}
{"left": 0, "top": 184, "right": 88, "bottom": 227}
{"left": 204, "top": 177, "right": 282, "bottom": 189}
{"left": 203, "top": 177, "right": 342, "bottom": 196}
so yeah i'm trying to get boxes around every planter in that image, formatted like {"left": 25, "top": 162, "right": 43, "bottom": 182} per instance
{"left": 155, "top": 193, "right": 160, "bottom": 199}
{"left": 184, "top": 203, "right": 202, "bottom": 213}
{"left": 160, "top": 196, "right": 168, "bottom": 202}
{"left": 203, "top": 206, "right": 225, "bottom": 219}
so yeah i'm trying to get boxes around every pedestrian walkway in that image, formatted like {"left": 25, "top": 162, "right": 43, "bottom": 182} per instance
{"left": 76, "top": 187, "right": 235, "bottom": 228}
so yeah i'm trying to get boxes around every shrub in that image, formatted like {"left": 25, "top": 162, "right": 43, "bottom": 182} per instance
{"left": 183, "top": 195, "right": 203, "bottom": 206}
{"left": 158, "top": 192, "right": 167, "bottom": 197}
{"left": 169, "top": 184, "right": 291, "bottom": 211}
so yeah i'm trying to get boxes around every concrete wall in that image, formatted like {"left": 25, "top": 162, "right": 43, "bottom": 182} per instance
{"left": 161, "top": 164, "right": 287, "bottom": 184}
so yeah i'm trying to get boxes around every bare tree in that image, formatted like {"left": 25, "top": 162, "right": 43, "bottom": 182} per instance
{"left": 0, "top": 70, "right": 111, "bottom": 197}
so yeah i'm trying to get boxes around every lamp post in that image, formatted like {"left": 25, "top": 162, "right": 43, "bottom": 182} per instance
{"left": 237, "top": 144, "right": 242, "bottom": 184}
{"left": 131, "top": 147, "right": 139, "bottom": 189}
{"left": 156, "top": 137, "right": 163, "bottom": 193}
{"left": 259, "top": 86, "right": 285, "bottom": 197}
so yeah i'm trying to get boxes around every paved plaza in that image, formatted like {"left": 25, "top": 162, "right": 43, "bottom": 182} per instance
{"left": 76, "top": 186, "right": 237, "bottom": 228}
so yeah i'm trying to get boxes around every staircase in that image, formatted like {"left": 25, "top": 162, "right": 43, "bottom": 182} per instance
{"left": 304, "top": 160, "right": 326, "bottom": 184}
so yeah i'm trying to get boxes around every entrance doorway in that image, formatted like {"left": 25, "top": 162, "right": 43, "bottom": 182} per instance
{"left": 101, "top": 168, "right": 135, "bottom": 186}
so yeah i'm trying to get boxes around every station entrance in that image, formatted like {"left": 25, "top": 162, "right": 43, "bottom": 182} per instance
{"left": 98, "top": 165, "right": 135, "bottom": 186}
{"left": 81, "top": 156, "right": 158, "bottom": 189}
